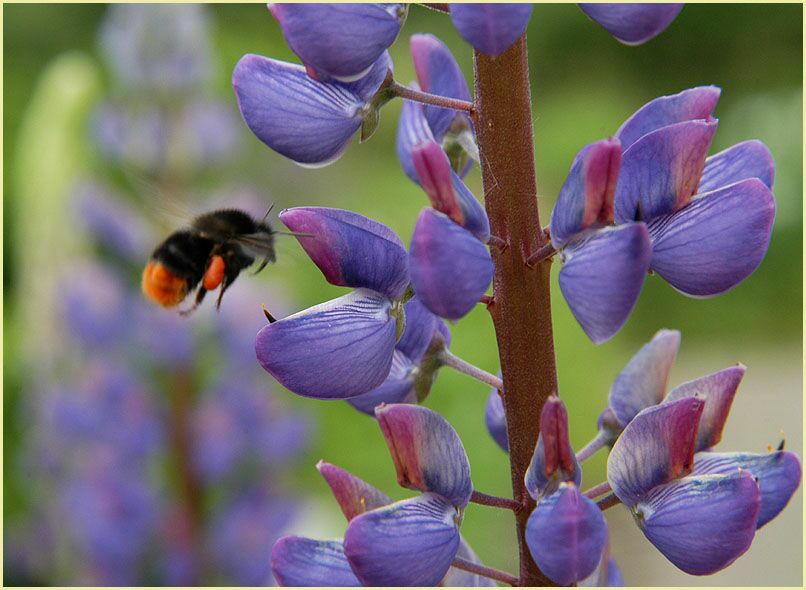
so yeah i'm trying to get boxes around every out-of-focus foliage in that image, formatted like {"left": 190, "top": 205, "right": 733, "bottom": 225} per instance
{"left": 4, "top": 4, "right": 802, "bottom": 586}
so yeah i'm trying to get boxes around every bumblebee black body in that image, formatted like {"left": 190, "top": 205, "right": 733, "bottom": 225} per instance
{"left": 142, "top": 208, "right": 276, "bottom": 314}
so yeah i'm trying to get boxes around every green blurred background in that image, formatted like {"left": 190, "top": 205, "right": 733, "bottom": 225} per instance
{"left": 4, "top": 3, "right": 802, "bottom": 585}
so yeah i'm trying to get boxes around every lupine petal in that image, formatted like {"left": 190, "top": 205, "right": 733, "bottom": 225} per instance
{"left": 525, "top": 484, "right": 608, "bottom": 586}
{"left": 233, "top": 53, "right": 390, "bottom": 166}
{"left": 485, "top": 386, "right": 508, "bottom": 452}
{"left": 636, "top": 471, "right": 760, "bottom": 575}
{"left": 579, "top": 4, "right": 683, "bottom": 46}
{"left": 608, "top": 329, "right": 681, "bottom": 427}
{"left": 412, "top": 141, "right": 490, "bottom": 241}
{"left": 616, "top": 86, "right": 721, "bottom": 151}
{"left": 441, "top": 538, "right": 496, "bottom": 586}
{"left": 271, "top": 536, "right": 360, "bottom": 586}
{"left": 347, "top": 350, "right": 417, "bottom": 415}
{"left": 525, "top": 397, "right": 581, "bottom": 499}
{"left": 269, "top": 3, "right": 405, "bottom": 82}
{"left": 280, "top": 207, "right": 409, "bottom": 299}
{"left": 233, "top": 55, "right": 358, "bottom": 166}
{"left": 550, "top": 138, "right": 622, "bottom": 248}
{"left": 316, "top": 461, "right": 392, "bottom": 521}
{"left": 614, "top": 119, "right": 718, "bottom": 223}
{"left": 396, "top": 93, "right": 435, "bottom": 182}
{"left": 581, "top": 553, "right": 624, "bottom": 587}
{"left": 665, "top": 364, "right": 745, "bottom": 451}
{"left": 608, "top": 397, "right": 704, "bottom": 507}
{"left": 375, "top": 404, "right": 472, "bottom": 508}
{"left": 410, "top": 208, "right": 494, "bottom": 321}
{"left": 648, "top": 178, "right": 775, "bottom": 297}
{"left": 693, "top": 450, "right": 802, "bottom": 528}
{"left": 343, "top": 493, "right": 461, "bottom": 586}
{"left": 698, "top": 139, "right": 775, "bottom": 193}
{"left": 410, "top": 33, "right": 472, "bottom": 140}
{"left": 396, "top": 296, "right": 441, "bottom": 362}
{"left": 559, "top": 223, "right": 652, "bottom": 344}
{"left": 255, "top": 289, "right": 396, "bottom": 399}
{"left": 450, "top": 4, "right": 533, "bottom": 57}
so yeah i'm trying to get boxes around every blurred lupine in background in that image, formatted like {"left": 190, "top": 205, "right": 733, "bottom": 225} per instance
{"left": 4, "top": 5, "right": 309, "bottom": 585}
{"left": 230, "top": 2, "right": 801, "bottom": 587}
{"left": 4, "top": 3, "right": 803, "bottom": 588}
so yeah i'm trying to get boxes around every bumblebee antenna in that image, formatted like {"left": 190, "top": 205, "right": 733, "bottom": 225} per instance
{"left": 262, "top": 203, "right": 276, "bottom": 222}
{"left": 262, "top": 304, "right": 278, "bottom": 323}
{"left": 274, "top": 230, "right": 315, "bottom": 238}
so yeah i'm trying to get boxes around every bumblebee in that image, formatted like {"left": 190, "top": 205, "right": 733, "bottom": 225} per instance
{"left": 142, "top": 209, "right": 276, "bottom": 314}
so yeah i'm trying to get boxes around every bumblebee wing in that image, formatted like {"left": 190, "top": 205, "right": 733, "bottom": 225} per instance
{"left": 232, "top": 232, "right": 277, "bottom": 273}
{"left": 122, "top": 167, "right": 201, "bottom": 234}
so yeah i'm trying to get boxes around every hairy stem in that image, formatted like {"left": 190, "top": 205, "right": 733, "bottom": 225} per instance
{"left": 470, "top": 489, "right": 521, "bottom": 511}
{"left": 473, "top": 36, "right": 558, "bottom": 586}
{"left": 583, "top": 481, "right": 612, "bottom": 499}
{"left": 390, "top": 82, "right": 474, "bottom": 113}
{"left": 440, "top": 349, "right": 503, "bottom": 390}
{"left": 451, "top": 556, "right": 519, "bottom": 586}
{"left": 597, "top": 493, "right": 622, "bottom": 511}
{"left": 576, "top": 430, "right": 609, "bottom": 463}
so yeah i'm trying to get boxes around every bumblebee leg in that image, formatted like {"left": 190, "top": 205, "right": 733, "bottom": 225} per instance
{"left": 179, "top": 285, "right": 208, "bottom": 316}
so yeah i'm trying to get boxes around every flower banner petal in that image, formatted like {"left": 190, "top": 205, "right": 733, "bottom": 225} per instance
{"left": 648, "top": 177, "right": 775, "bottom": 297}
{"left": 396, "top": 92, "right": 436, "bottom": 182}
{"left": 608, "top": 397, "right": 704, "bottom": 507}
{"left": 375, "top": 404, "right": 472, "bottom": 508}
{"left": 280, "top": 207, "right": 409, "bottom": 299}
{"left": 698, "top": 139, "right": 775, "bottom": 193}
{"left": 615, "top": 85, "right": 721, "bottom": 151}
{"left": 525, "top": 396, "right": 581, "bottom": 499}
{"left": 559, "top": 223, "right": 652, "bottom": 344}
{"left": 271, "top": 536, "right": 360, "bottom": 586}
{"left": 608, "top": 329, "right": 681, "bottom": 427}
{"left": 269, "top": 3, "right": 405, "bottom": 82}
{"left": 693, "top": 450, "right": 802, "bottom": 528}
{"left": 615, "top": 119, "right": 718, "bottom": 223}
{"left": 410, "top": 208, "right": 494, "bottom": 321}
{"left": 636, "top": 472, "right": 760, "bottom": 575}
{"left": 450, "top": 3, "right": 533, "bottom": 57}
{"left": 579, "top": 3, "right": 683, "bottom": 46}
{"left": 317, "top": 461, "right": 392, "bottom": 521}
{"left": 664, "top": 364, "right": 745, "bottom": 451}
{"left": 343, "top": 493, "right": 461, "bottom": 586}
{"left": 255, "top": 289, "right": 397, "bottom": 399}
{"left": 526, "top": 484, "right": 608, "bottom": 586}
{"left": 550, "top": 137, "right": 622, "bottom": 248}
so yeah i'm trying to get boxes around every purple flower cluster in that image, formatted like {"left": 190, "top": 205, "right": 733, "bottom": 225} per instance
{"left": 9, "top": 5, "right": 309, "bottom": 586}
{"left": 226, "top": 3, "right": 799, "bottom": 587}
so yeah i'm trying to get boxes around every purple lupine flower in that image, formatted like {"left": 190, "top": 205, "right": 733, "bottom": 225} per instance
{"left": 580, "top": 541, "right": 624, "bottom": 587}
{"left": 579, "top": 4, "right": 684, "bottom": 45}
{"left": 209, "top": 487, "right": 297, "bottom": 585}
{"left": 62, "top": 262, "right": 130, "bottom": 350}
{"left": 72, "top": 181, "right": 153, "bottom": 261}
{"left": 269, "top": 3, "right": 407, "bottom": 82}
{"left": 271, "top": 536, "right": 361, "bottom": 586}
{"left": 178, "top": 99, "right": 241, "bottom": 166}
{"left": 449, "top": 4, "right": 534, "bottom": 57}
{"left": 607, "top": 398, "right": 763, "bottom": 574}
{"left": 348, "top": 297, "right": 449, "bottom": 414}
{"left": 524, "top": 397, "right": 607, "bottom": 585}
{"left": 551, "top": 87, "right": 775, "bottom": 342}
{"left": 598, "top": 328, "right": 745, "bottom": 447}
{"left": 191, "top": 376, "right": 309, "bottom": 482}
{"left": 256, "top": 207, "right": 410, "bottom": 398}
{"left": 92, "top": 103, "right": 170, "bottom": 172}
{"left": 233, "top": 51, "right": 392, "bottom": 166}
{"left": 342, "top": 405, "right": 473, "bottom": 585}
{"left": 99, "top": 4, "right": 212, "bottom": 92}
